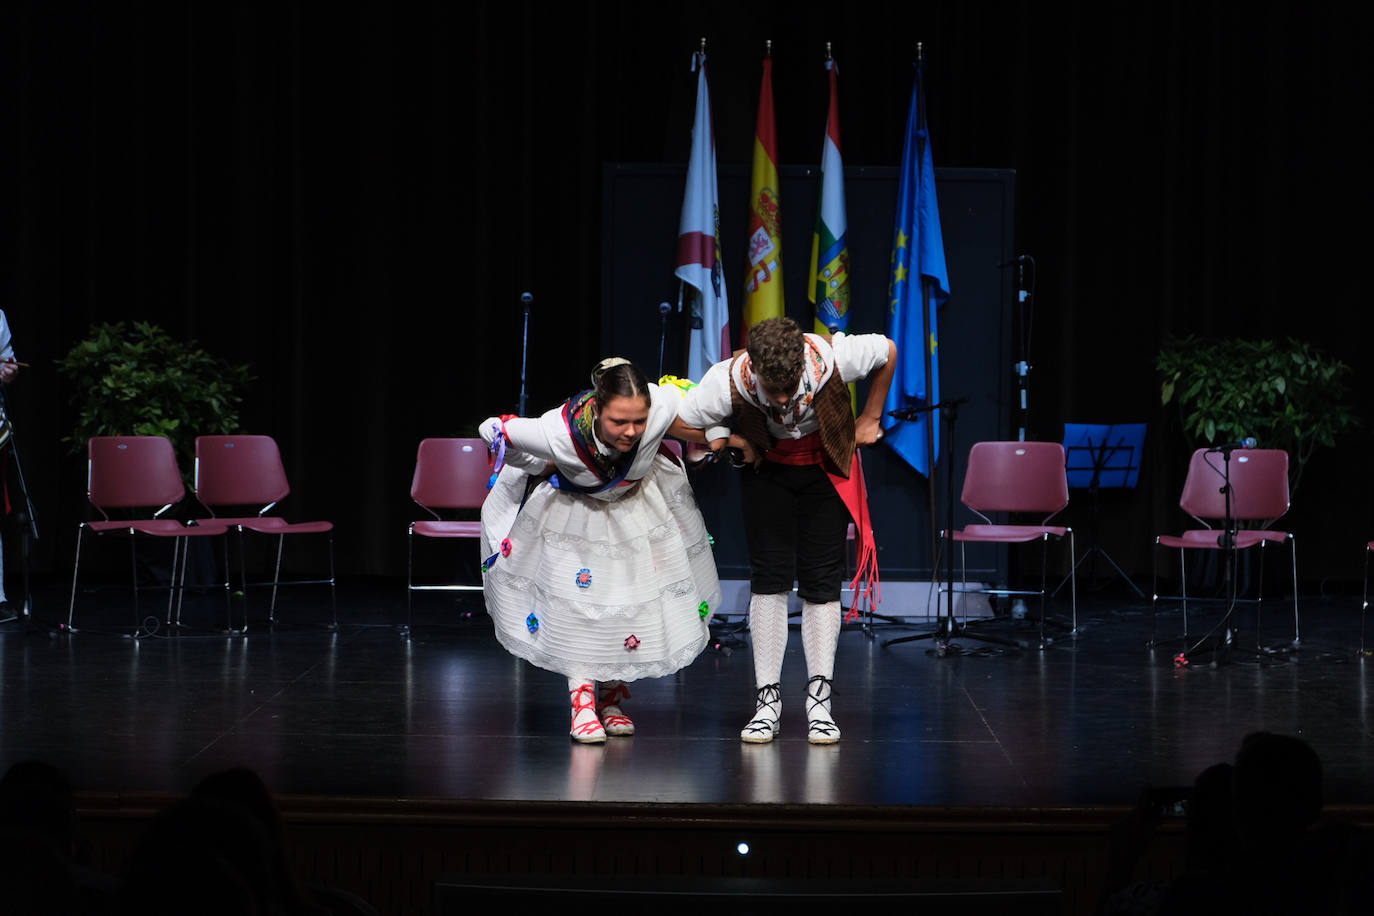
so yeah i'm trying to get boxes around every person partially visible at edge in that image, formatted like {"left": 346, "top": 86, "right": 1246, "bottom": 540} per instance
{"left": 0, "top": 310, "right": 20, "bottom": 610}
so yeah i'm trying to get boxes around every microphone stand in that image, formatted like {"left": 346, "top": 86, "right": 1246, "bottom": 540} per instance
{"left": 998, "top": 254, "right": 1035, "bottom": 442}
{"left": 657, "top": 301, "right": 671, "bottom": 378}
{"left": 517, "top": 292, "right": 533, "bottom": 416}
{"left": 1184, "top": 445, "right": 1245, "bottom": 667}
{"left": 883, "top": 397, "right": 1019, "bottom": 653}
{"left": 0, "top": 380, "right": 38, "bottom": 627}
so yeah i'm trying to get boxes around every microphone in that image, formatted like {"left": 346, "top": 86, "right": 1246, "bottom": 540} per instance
{"left": 997, "top": 255, "right": 1029, "bottom": 268}
{"left": 520, "top": 291, "right": 533, "bottom": 306}
{"left": 1207, "top": 437, "right": 1257, "bottom": 453}
{"left": 658, "top": 301, "right": 672, "bottom": 315}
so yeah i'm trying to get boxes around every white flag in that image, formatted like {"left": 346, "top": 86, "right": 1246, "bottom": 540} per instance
{"left": 675, "top": 51, "right": 729, "bottom": 382}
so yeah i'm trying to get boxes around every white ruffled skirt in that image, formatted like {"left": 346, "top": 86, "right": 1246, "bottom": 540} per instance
{"left": 480, "top": 455, "right": 720, "bottom": 682}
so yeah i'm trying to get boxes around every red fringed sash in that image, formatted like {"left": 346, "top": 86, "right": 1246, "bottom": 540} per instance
{"left": 828, "top": 452, "right": 880, "bottom": 621}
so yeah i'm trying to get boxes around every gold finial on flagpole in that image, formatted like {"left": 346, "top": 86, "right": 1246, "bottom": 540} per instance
{"left": 916, "top": 41, "right": 925, "bottom": 64}
{"left": 825, "top": 41, "right": 833, "bottom": 62}
{"left": 699, "top": 37, "right": 706, "bottom": 55}
{"left": 766, "top": 39, "right": 773, "bottom": 58}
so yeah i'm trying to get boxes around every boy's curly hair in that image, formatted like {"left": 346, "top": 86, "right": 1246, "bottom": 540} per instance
{"left": 746, "top": 317, "right": 804, "bottom": 394}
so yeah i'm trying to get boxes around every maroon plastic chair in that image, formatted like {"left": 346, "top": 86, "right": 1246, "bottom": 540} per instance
{"left": 68, "top": 436, "right": 230, "bottom": 636}
{"left": 407, "top": 438, "right": 491, "bottom": 632}
{"left": 193, "top": 435, "right": 336, "bottom": 630}
{"left": 948, "top": 441, "right": 1076, "bottom": 648}
{"left": 1150, "top": 448, "right": 1299, "bottom": 653}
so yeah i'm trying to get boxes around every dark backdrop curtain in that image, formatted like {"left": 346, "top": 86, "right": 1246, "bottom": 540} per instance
{"left": 2, "top": 1, "right": 1369, "bottom": 586}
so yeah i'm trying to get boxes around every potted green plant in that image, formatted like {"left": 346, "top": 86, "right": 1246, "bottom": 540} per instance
{"left": 1157, "top": 336, "right": 1357, "bottom": 496}
{"left": 57, "top": 321, "right": 253, "bottom": 472}
{"left": 58, "top": 322, "right": 254, "bottom": 590}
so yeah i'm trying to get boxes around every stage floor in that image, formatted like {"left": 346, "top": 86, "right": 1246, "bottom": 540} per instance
{"left": 3, "top": 580, "right": 1372, "bottom": 808}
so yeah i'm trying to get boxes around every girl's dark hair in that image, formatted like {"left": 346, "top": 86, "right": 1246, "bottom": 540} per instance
{"left": 590, "top": 358, "right": 651, "bottom": 409}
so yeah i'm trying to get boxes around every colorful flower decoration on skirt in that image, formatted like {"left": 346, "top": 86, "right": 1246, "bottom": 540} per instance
{"left": 525, "top": 613, "right": 539, "bottom": 634}
{"left": 698, "top": 601, "right": 710, "bottom": 619}
{"left": 707, "top": 533, "right": 715, "bottom": 547}
{"left": 500, "top": 538, "right": 512, "bottom": 557}
{"left": 481, "top": 551, "right": 499, "bottom": 574}
{"left": 624, "top": 634, "right": 640, "bottom": 651}
{"left": 575, "top": 568, "right": 593, "bottom": 589}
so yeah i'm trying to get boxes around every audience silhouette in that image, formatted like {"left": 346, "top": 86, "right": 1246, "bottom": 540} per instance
{"left": 0, "top": 760, "right": 380, "bottom": 916}
{"left": 1104, "top": 732, "right": 1374, "bottom": 916}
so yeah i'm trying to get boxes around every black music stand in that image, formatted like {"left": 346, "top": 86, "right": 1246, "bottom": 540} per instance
{"left": 1053, "top": 422, "right": 1145, "bottom": 599}
{"left": 883, "top": 398, "right": 1019, "bottom": 653}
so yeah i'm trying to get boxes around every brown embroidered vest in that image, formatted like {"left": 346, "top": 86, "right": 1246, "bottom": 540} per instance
{"left": 728, "top": 346, "right": 856, "bottom": 479}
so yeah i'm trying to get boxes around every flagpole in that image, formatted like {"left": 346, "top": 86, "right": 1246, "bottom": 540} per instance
{"left": 680, "top": 38, "right": 708, "bottom": 377}
{"left": 923, "top": 277, "right": 938, "bottom": 581}
{"left": 914, "top": 42, "right": 940, "bottom": 583}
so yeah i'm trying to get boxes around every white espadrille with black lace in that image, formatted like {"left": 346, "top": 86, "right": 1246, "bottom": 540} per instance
{"left": 740, "top": 683, "right": 782, "bottom": 743}
{"left": 805, "top": 674, "right": 840, "bottom": 744}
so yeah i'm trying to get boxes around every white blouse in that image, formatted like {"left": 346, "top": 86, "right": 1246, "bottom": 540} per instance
{"left": 480, "top": 383, "right": 679, "bottom": 500}
{"left": 677, "top": 332, "right": 890, "bottom": 441}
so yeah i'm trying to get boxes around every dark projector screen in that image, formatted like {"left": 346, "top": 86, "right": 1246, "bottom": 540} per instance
{"left": 601, "top": 164, "right": 1015, "bottom": 587}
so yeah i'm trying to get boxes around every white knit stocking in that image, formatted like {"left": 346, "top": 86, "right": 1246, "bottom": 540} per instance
{"left": 802, "top": 600, "right": 841, "bottom": 744}
{"left": 741, "top": 592, "right": 790, "bottom": 743}
{"left": 749, "top": 592, "right": 790, "bottom": 688}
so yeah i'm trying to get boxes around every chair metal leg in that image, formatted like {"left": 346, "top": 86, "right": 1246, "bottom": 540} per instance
{"left": 166, "top": 537, "right": 182, "bottom": 627}
{"left": 1256, "top": 540, "right": 1268, "bottom": 648}
{"left": 1066, "top": 529, "right": 1078, "bottom": 635}
{"left": 1289, "top": 535, "right": 1300, "bottom": 647}
{"left": 128, "top": 534, "right": 142, "bottom": 638}
{"left": 1179, "top": 547, "right": 1189, "bottom": 642}
{"left": 1363, "top": 544, "right": 1370, "bottom": 656}
{"left": 269, "top": 533, "right": 285, "bottom": 623}
{"left": 327, "top": 532, "right": 338, "bottom": 631}
{"left": 127, "top": 532, "right": 146, "bottom": 642}
{"left": 231, "top": 527, "right": 249, "bottom": 634}
{"left": 66, "top": 525, "right": 86, "bottom": 632}
{"left": 176, "top": 536, "right": 195, "bottom": 631}
{"left": 221, "top": 536, "right": 234, "bottom": 632}
{"left": 959, "top": 539, "right": 968, "bottom": 622}
{"left": 1149, "top": 540, "right": 1191, "bottom": 652}
{"left": 1150, "top": 538, "right": 1159, "bottom": 646}
{"left": 404, "top": 527, "right": 414, "bottom": 636}
{"left": 1034, "top": 534, "right": 1047, "bottom": 648}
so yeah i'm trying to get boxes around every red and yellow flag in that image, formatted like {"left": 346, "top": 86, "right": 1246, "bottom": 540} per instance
{"left": 742, "top": 50, "right": 783, "bottom": 345}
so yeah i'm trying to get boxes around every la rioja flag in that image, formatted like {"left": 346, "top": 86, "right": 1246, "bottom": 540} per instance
{"left": 809, "top": 53, "right": 850, "bottom": 335}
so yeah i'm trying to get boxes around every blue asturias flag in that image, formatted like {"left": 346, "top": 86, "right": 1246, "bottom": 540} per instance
{"left": 881, "top": 56, "right": 949, "bottom": 478}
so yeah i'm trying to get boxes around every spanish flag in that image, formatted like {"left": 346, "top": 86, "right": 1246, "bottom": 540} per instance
{"left": 742, "top": 48, "right": 783, "bottom": 345}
